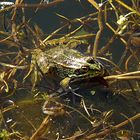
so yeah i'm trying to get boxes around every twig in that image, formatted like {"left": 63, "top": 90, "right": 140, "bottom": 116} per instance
{"left": 124, "top": 51, "right": 137, "bottom": 72}
{"left": 30, "top": 116, "right": 50, "bottom": 140}
{"left": 104, "top": 71, "right": 140, "bottom": 80}
{"left": 0, "top": 35, "right": 12, "bottom": 43}
{"left": 98, "top": 34, "right": 116, "bottom": 55}
{"left": 84, "top": 113, "right": 140, "bottom": 139}
{"left": 115, "top": 0, "right": 140, "bottom": 17}
{"left": 105, "top": 76, "right": 140, "bottom": 80}
{"left": 87, "top": 0, "right": 100, "bottom": 10}
{"left": 87, "top": 0, "right": 104, "bottom": 58}
{"left": 98, "top": 21, "right": 120, "bottom": 55}
{"left": 107, "top": 70, "right": 140, "bottom": 77}
{"left": 14, "top": 0, "right": 64, "bottom": 9}
{"left": 93, "top": 9, "right": 103, "bottom": 58}
{"left": 97, "top": 56, "right": 122, "bottom": 72}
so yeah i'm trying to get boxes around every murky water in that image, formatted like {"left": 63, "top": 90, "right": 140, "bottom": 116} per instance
{"left": 1, "top": 83, "right": 140, "bottom": 139}
{"left": 0, "top": 0, "right": 140, "bottom": 139}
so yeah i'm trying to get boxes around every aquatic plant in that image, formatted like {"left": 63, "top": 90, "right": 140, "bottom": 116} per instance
{"left": 0, "top": 0, "right": 140, "bottom": 139}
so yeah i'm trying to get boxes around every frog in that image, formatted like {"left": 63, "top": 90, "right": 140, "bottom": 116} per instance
{"left": 31, "top": 39, "right": 108, "bottom": 91}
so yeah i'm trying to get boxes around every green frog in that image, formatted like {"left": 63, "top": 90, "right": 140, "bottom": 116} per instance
{"left": 31, "top": 40, "right": 108, "bottom": 90}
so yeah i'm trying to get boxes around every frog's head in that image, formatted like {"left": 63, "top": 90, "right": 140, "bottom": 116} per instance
{"left": 60, "top": 57, "right": 108, "bottom": 88}
{"left": 69, "top": 57, "right": 108, "bottom": 80}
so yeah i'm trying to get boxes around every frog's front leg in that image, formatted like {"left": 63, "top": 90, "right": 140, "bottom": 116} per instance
{"left": 59, "top": 77, "right": 83, "bottom": 103}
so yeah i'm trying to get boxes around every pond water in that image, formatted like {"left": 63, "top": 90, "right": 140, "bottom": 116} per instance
{"left": 0, "top": 0, "right": 140, "bottom": 139}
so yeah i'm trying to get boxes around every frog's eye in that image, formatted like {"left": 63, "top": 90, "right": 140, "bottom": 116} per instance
{"left": 87, "top": 58, "right": 95, "bottom": 64}
{"left": 81, "top": 66, "right": 89, "bottom": 72}
{"left": 74, "top": 66, "right": 89, "bottom": 75}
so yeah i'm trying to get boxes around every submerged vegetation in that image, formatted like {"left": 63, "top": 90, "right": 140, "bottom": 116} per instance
{"left": 0, "top": 0, "right": 140, "bottom": 139}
